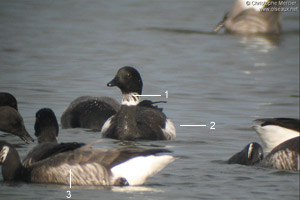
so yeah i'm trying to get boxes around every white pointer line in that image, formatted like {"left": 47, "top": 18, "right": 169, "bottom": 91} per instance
{"left": 180, "top": 125, "right": 207, "bottom": 127}
{"left": 134, "top": 94, "right": 162, "bottom": 97}
{"left": 69, "top": 169, "right": 72, "bottom": 189}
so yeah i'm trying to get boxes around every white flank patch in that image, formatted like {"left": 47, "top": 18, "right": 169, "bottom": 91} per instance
{"left": 100, "top": 116, "right": 113, "bottom": 135}
{"left": 162, "top": 119, "right": 176, "bottom": 140}
{"left": 44, "top": 163, "right": 110, "bottom": 186}
{"left": 253, "top": 125, "right": 300, "bottom": 152}
{"left": 0, "top": 146, "right": 10, "bottom": 163}
{"left": 111, "top": 155, "right": 175, "bottom": 186}
{"left": 266, "top": 150, "right": 299, "bottom": 171}
{"left": 122, "top": 93, "right": 140, "bottom": 106}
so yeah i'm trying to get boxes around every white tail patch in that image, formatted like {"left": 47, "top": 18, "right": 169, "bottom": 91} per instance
{"left": 0, "top": 146, "right": 9, "bottom": 163}
{"left": 253, "top": 125, "right": 299, "bottom": 152}
{"left": 111, "top": 155, "right": 175, "bottom": 186}
{"left": 162, "top": 119, "right": 176, "bottom": 140}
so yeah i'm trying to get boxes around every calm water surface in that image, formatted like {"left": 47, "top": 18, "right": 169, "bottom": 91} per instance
{"left": 0, "top": 0, "right": 299, "bottom": 199}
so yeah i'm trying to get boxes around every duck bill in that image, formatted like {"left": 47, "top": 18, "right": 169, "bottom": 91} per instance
{"left": 20, "top": 130, "right": 34, "bottom": 143}
{"left": 107, "top": 77, "right": 118, "bottom": 87}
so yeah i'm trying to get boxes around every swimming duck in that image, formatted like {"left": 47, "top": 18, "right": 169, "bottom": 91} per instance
{"left": 228, "top": 136, "right": 299, "bottom": 171}
{"left": 0, "top": 140, "right": 175, "bottom": 186}
{"left": 253, "top": 118, "right": 299, "bottom": 152}
{"left": 215, "top": 0, "right": 282, "bottom": 34}
{"left": 61, "top": 96, "right": 120, "bottom": 131}
{"left": 101, "top": 66, "right": 176, "bottom": 140}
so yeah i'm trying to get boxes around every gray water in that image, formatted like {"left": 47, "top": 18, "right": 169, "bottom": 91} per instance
{"left": 0, "top": 0, "right": 299, "bottom": 199}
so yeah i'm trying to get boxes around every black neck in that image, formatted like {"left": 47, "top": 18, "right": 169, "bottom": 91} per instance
{"left": 37, "top": 129, "right": 58, "bottom": 143}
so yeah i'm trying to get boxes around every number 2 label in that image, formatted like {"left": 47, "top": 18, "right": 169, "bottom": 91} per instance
{"left": 210, "top": 121, "right": 216, "bottom": 129}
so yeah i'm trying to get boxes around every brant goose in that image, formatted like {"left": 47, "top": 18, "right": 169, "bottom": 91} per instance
{"left": 0, "top": 106, "right": 34, "bottom": 143}
{"left": 253, "top": 118, "right": 300, "bottom": 152}
{"left": 228, "top": 137, "right": 299, "bottom": 171}
{"left": 215, "top": 0, "right": 282, "bottom": 34}
{"left": 23, "top": 108, "right": 84, "bottom": 167}
{"left": 101, "top": 66, "right": 176, "bottom": 140}
{"left": 0, "top": 140, "right": 175, "bottom": 186}
{"left": 61, "top": 96, "right": 120, "bottom": 131}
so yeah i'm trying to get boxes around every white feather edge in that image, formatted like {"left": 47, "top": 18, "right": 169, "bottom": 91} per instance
{"left": 253, "top": 124, "right": 299, "bottom": 152}
{"left": 0, "top": 146, "right": 9, "bottom": 163}
{"left": 100, "top": 116, "right": 114, "bottom": 135}
{"left": 110, "top": 155, "right": 175, "bottom": 186}
{"left": 162, "top": 119, "right": 176, "bottom": 140}
{"left": 247, "top": 143, "right": 253, "bottom": 159}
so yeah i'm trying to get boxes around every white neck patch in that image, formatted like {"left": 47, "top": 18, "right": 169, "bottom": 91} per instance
{"left": 0, "top": 146, "right": 9, "bottom": 163}
{"left": 122, "top": 93, "right": 140, "bottom": 106}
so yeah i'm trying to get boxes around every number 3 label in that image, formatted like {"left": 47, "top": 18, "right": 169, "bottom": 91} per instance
{"left": 66, "top": 190, "right": 71, "bottom": 198}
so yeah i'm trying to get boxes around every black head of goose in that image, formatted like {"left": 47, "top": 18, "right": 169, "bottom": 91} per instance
{"left": 0, "top": 92, "right": 18, "bottom": 111}
{"left": 0, "top": 106, "right": 34, "bottom": 143}
{"left": 23, "top": 108, "right": 84, "bottom": 167}
{"left": 253, "top": 118, "right": 300, "bottom": 152}
{"left": 214, "top": 0, "right": 282, "bottom": 34}
{"left": 61, "top": 96, "right": 120, "bottom": 131}
{"left": 228, "top": 142, "right": 263, "bottom": 166}
{"left": 1, "top": 140, "right": 175, "bottom": 185}
{"left": 35, "top": 108, "right": 59, "bottom": 143}
{"left": 228, "top": 137, "right": 300, "bottom": 171}
{"left": 101, "top": 66, "right": 176, "bottom": 140}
